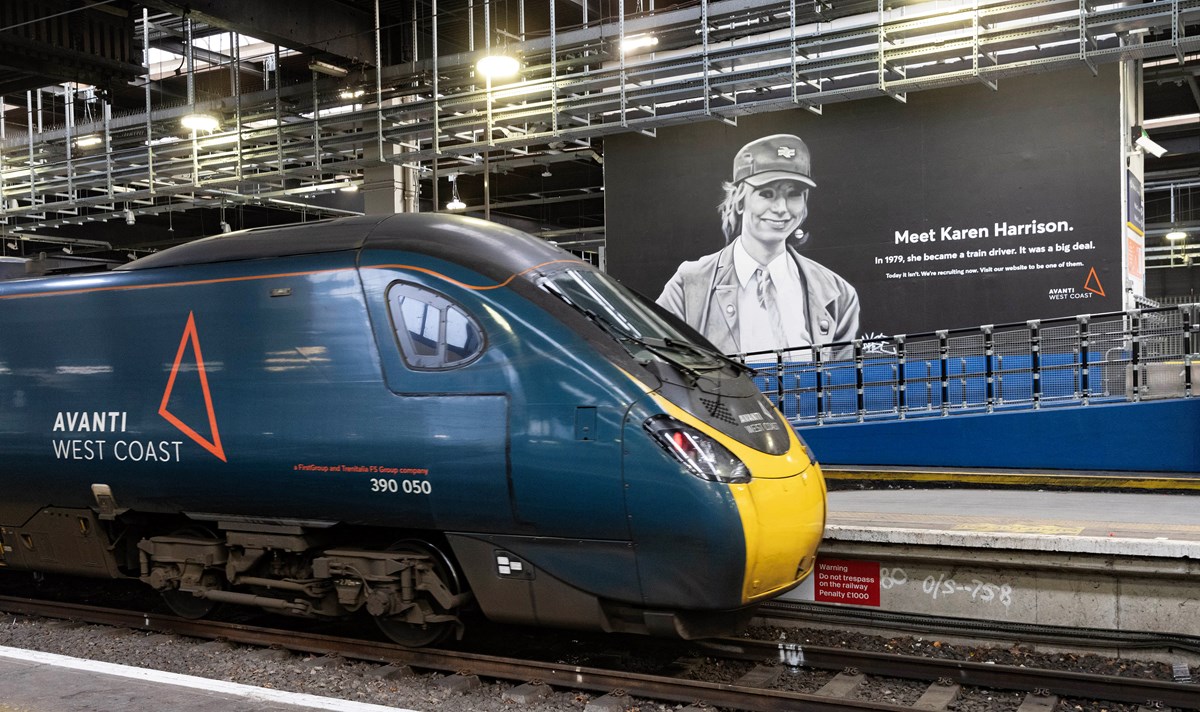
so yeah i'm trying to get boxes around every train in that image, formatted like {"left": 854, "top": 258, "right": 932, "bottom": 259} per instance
{"left": 0, "top": 213, "right": 826, "bottom": 646}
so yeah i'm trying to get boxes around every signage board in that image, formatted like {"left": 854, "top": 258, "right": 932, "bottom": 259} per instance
{"left": 813, "top": 558, "right": 882, "bottom": 607}
{"left": 606, "top": 67, "right": 1122, "bottom": 343}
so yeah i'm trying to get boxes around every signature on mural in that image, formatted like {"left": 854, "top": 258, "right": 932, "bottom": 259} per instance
{"left": 859, "top": 332, "right": 898, "bottom": 356}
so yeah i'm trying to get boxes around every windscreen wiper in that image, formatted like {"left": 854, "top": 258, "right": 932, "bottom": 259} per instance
{"left": 645, "top": 336, "right": 756, "bottom": 376}
{"left": 542, "top": 283, "right": 708, "bottom": 381}
{"left": 581, "top": 308, "right": 707, "bottom": 381}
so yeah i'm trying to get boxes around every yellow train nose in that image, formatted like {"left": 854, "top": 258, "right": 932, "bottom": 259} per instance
{"left": 640, "top": 386, "right": 829, "bottom": 606}
{"left": 732, "top": 461, "right": 827, "bottom": 602}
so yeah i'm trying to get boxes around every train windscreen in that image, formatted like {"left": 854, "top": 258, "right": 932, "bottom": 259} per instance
{"left": 541, "top": 269, "right": 748, "bottom": 376}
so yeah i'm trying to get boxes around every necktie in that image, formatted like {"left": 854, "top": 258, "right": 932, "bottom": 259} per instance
{"left": 755, "top": 268, "right": 788, "bottom": 350}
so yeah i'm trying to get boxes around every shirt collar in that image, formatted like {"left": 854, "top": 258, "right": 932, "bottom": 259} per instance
{"left": 733, "top": 239, "right": 792, "bottom": 287}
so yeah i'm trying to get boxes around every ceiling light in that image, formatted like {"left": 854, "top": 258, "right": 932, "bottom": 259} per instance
{"left": 6, "top": 241, "right": 17, "bottom": 250}
{"left": 74, "top": 135, "right": 103, "bottom": 148}
{"left": 1166, "top": 230, "right": 1188, "bottom": 241}
{"left": 62, "top": 245, "right": 73, "bottom": 255}
{"left": 199, "top": 134, "right": 239, "bottom": 148}
{"left": 541, "top": 168, "right": 552, "bottom": 178}
{"left": 123, "top": 208, "right": 135, "bottom": 225}
{"left": 446, "top": 174, "right": 466, "bottom": 211}
{"left": 620, "top": 34, "right": 659, "bottom": 53}
{"left": 476, "top": 54, "right": 520, "bottom": 80}
{"left": 309, "top": 60, "right": 348, "bottom": 77}
{"left": 340, "top": 183, "right": 359, "bottom": 192}
{"left": 181, "top": 113, "right": 219, "bottom": 132}
{"left": 339, "top": 89, "right": 366, "bottom": 100}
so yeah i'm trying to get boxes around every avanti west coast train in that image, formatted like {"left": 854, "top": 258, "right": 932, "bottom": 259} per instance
{"left": 0, "top": 214, "right": 825, "bottom": 646}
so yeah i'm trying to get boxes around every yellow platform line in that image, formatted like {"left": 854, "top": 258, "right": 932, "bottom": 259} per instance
{"left": 822, "top": 468, "right": 1200, "bottom": 490}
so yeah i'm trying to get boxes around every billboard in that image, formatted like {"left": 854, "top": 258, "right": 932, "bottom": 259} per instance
{"left": 605, "top": 67, "right": 1121, "bottom": 351}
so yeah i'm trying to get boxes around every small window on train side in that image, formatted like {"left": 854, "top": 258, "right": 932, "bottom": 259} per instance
{"left": 386, "top": 283, "right": 484, "bottom": 369}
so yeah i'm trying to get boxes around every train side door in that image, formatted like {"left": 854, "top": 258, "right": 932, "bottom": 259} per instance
{"left": 360, "top": 268, "right": 516, "bottom": 533}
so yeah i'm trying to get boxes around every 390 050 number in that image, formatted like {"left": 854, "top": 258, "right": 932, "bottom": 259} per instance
{"left": 370, "top": 478, "right": 431, "bottom": 495}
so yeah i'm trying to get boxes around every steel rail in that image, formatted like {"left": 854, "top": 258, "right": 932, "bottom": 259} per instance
{"left": 0, "top": 595, "right": 903, "bottom": 712}
{"left": 1, "top": 595, "right": 1195, "bottom": 710}
{"left": 710, "top": 637, "right": 1199, "bottom": 708}
{"left": 763, "top": 599, "right": 1200, "bottom": 653}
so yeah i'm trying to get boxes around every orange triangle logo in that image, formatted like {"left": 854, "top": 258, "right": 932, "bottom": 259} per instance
{"left": 159, "top": 312, "right": 227, "bottom": 462}
{"left": 1084, "top": 267, "right": 1105, "bottom": 297}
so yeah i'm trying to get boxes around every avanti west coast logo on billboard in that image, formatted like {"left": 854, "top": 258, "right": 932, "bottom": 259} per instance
{"left": 1047, "top": 266, "right": 1107, "bottom": 303}
{"left": 51, "top": 312, "right": 227, "bottom": 463}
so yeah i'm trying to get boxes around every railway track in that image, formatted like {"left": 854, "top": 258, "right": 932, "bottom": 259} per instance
{"left": 0, "top": 595, "right": 1194, "bottom": 711}
{"left": 761, "top": 600, "right": 1200, "bottom": 654}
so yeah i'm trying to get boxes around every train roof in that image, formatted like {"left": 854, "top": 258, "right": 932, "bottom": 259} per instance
{"left": 114, "top": 215, "right": 390, "bottom": 271}
{"left": 115, "top": 213, "right": 578, "bottom": 286}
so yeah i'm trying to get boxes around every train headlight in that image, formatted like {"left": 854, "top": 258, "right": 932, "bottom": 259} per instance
{"left": 644, "top": 415, "right": 750, "bottom": 484}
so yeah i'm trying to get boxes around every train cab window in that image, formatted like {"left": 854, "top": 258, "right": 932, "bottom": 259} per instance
{"left": 387, "top": 283, "right": 484, "bottom": 369}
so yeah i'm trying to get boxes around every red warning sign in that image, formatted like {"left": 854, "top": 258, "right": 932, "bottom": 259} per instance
{"left": 813, "top": 558, "right": 881, "bottom": 607}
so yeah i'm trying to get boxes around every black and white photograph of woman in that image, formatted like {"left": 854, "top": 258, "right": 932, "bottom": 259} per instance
{"left": 656, "top": 133, "right": 861, "bottom": 360}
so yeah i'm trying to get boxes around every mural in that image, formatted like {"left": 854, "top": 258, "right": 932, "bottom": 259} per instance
{"left": 606, "top": 67, "right": 1121, "bottom": 351}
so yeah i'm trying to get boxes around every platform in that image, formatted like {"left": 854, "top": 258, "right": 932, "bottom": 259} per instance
{"left": 785, "top": 489, "right": 1200, "bottom": 636}
{"left": 822, "top": 465, "right": 1200, "bottom": 491}
{"left": 0, "top": 646, "right": 420, "bottom": 712}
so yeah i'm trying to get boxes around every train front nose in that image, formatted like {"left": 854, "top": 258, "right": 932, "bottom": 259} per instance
{"left": 656, "top": 405, "right": 828, "bottom": 604}
{"left": 623, "top": 395, "right": 827, "bottom": 613}
{"left": 734, "top": 457, "right": 827, "bottom": 602}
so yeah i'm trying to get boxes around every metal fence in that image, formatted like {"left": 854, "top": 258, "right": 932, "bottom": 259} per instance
{"left": 745, "top": 305, "right": 1200, "bottom": 426}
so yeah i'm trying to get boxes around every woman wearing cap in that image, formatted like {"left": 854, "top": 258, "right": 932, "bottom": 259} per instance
{"left": 656, "top": 133, "right": 860, "bottom": 360}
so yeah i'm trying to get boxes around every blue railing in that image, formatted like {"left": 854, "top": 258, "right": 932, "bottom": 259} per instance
{"left": 744, "top": 305, "right": 1200, "bottom": 426}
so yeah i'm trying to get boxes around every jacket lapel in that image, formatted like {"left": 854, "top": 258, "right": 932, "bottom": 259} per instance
{"left": 708, "top": 245, "right": 740, "bottom": 353}
{"left": 791, "top": 247, "right": 836, "bottom": 341}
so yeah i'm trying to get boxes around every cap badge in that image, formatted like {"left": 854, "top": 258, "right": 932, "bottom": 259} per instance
{"left": 777, "top": 146, "right": 797, "bottom": 159}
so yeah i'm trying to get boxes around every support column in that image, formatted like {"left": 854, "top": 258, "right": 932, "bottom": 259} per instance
{"left": 1120, "top": 42, "right": 1146, "bottom": 306}
{"left": 362, "top": 141, "right": 419, "bottom": 215}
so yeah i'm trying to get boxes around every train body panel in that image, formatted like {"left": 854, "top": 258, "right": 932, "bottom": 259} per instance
{"left": 1, "top": 252, "right": 435, "bottom": 528}
{"left": 0, "top": 214, "right": 825, "bottom": 643}
{"left": 355, "top": 251, "right": 637, "bottom": 542}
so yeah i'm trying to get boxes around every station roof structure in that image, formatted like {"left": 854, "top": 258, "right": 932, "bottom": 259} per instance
{"left": 0, "top": 0, "right": 1196, "bottom": 272}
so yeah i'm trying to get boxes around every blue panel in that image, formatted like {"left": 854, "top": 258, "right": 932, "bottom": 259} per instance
{"left": 760, "top": 350, "right": 1127, "bottom": 421}
{"left": 799, "top": 398, "right": 1200, "bottom": 473}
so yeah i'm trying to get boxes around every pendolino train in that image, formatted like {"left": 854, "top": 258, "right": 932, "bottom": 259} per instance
{"left": 0, "top": 214, "right": 825, "bottom": 646}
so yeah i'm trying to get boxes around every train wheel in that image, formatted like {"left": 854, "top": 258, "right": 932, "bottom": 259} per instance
{"left": 160, "top": 527, "right": 223, "bottom": 620}
{"left": 374, "top": 540, "right": 463, "bottom": 648}
{"left": 162, "top": 584, "right": 218, "bottom": 619}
